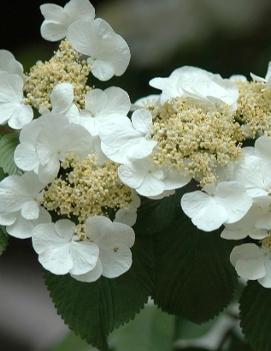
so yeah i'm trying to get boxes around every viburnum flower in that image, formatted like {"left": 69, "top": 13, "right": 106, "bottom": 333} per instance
{"left": 0, "top": 172, "right": 48, "bottom": 237}
{"left": 100, "top": 109, "right": 157, "bottom": 164}
{"left": 230, "top": 241, "right": 271, "bottom": 288}
{"left": 14, "top": 114, "right": 95, "bottom": 183}
{"left": 181, "top": 181, "right": 253, "bottom": 232}
{"left": 72, "top": 216, "right": 135, "bottom": 282}
{"left": 32, "top": 219, "right": 99, "bottom": 276}
{"left": 118, "top": 157, "right": 190, "bottom": 198}
{"left": 0, "top": 72, "right": 33, "bottom": 129}
{"left": 0, "top": 50, "right": 24, "bottom": 76}
{"left": 67, "top": 19, "right": 130, "bottom": 81}
{"left": 149, "top": 66, "right": 239, "bottom": 110}
{"left": 40, "top": 0, "right": 95, "bottom": 42}
{"left": 76, "top": 86, "right": 131, "bottom": 136}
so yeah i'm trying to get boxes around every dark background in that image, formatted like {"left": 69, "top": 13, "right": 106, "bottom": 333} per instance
{"left": 1, "top": 0, "right": 271, "bottom": 350}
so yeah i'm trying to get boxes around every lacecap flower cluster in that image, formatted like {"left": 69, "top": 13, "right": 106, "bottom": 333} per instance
{"left": 1, "top": 0, "right": 271, "bottom": 288}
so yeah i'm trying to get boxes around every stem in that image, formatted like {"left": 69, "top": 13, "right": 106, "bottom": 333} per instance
{"left": 216, "top": 327, "right": 234, "bottom": 351}
{"left": 0, "top": 126, "right": 13, "bottom": 134}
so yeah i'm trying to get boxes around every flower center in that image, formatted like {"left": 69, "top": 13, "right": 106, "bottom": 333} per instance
{"left": 150, "top": 97, "right": 243, "bottom": 185}
{"left": 41, "top": 153, "right": 133, "bottom": 225}
{"left": 24, "top": 39, "right": 91, "bottom": 111}
{"left": 236, "top": 81, "right": 271, "bottom": 138}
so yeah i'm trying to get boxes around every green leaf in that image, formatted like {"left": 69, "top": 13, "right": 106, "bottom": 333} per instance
{"left": 45, "top": 233, "right": 153, "bottom": 351}
{"left": 0, "top": 227, "right": 8, "bottom": 256}
{"left": 240, "top": 281, "right": 271, "bottom": 351}
{"left": 0, "top": 133, "right": 20, "bottom": 175}
{"left": 109, "top": 305, "right": 174, "bottom": 351}
{"left": 152, "top": 190, "right": 237, "bottom": 323}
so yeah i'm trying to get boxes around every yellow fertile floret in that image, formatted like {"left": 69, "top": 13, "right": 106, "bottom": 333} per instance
{"left": 151, "top": 97, "right": 243, "bottom": 186}
{"left": 24, "top": 40, "right": 91, "bottom": 111}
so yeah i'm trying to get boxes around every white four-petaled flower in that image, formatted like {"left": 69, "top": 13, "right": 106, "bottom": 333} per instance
{"left": 40, "top": 0, "right": 95, "bottom": 41}
{"left": 150, "top": 66, "right": 239, "bottom": 110}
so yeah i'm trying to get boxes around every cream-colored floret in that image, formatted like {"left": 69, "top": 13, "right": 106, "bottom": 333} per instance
{"left": 236, "top": 81, "right": 271, "bottom": 137}
{"left": 42, "top": 154, "right": 133, "bottom": 224}
{"left": 151, "top": 97, "right": 243, "bottom": 185}
{"left": 24, "top": 40, "right": 91, "bottom": 111}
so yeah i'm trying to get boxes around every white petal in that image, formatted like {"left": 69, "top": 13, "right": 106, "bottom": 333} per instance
{"left": 230, "top": 244, "right": 266, "bottom": 280}
{"left": 115, "top": 208, "right": 137, "bottom": 227}
{"left": 216, "top": 181, "right": 252, "bottom": 224}
{"left": 41, "top": 21, "right": 67, "bottom": 42}
{"left": 85, "top": 216, "right": 112, "bottom": 242}
{"left": 85, "top": 89, "right": 107, "bottom": 116}
{"left": 131, "top": 109, "right": 153, "bottom": 135}
{"left": 51, "top": 82, "right": 74, "bottom": 114}
{"left": 65, "top": 0, "right": 95, "bottom": 20}
{"left": 163, "top": 168, "right": 191, "bottom": 190}
{"left": 21, "top": 201, "right": 39, "bottom": 220}
{"left": 72, "top": 258, "right": 103, "bottom": 283}
{"left": 38, "top": 244, "right": 73, "bottom": 275}
{"left": 67, "top": 20, "right": 96, "bottom": 56}
{"left": 32, "top": 221, "right": 73, "bottom": 254}
{"left": 118, "top": 164, "right": 145, "bottom": 189}
{"left": 255, "top": 136, "right": 271, "bottom": 161}
{"left": 91, "top": 59, "right": 114, "bottom": 81}
{"left": 7, "top": 215, "right": 34, "bottom": 239}
{"left": 0, "top": 72, "right": 23, "bottom": 103}
{"left": 40, "top": 4, "right": 66, "bottom": 22}
{"left": 0, "top": 50, "right": 23, "bottom": 76}
{"left": 101, "top": 245, "right": 132, "bottom": 278}
{"left": 137, "top": 175, "right": 164, "bottom": 197}
{"left": 0, "top": 212, "right": 17, "bottom": 226}
{"left": 14, "top": 142, "right": 39, "bottom": 172}
{"left": 70, "top": 241, "right": 99, "bottom": 275}
{"left": 55, "top": 219, "right": 75, "bottom": 239}
{"left": 8, "top": 103, "right": 33, "bottom": 129}
{"left": 181, "top": 191, "right": 227, "bottom": 232}
{"left": 38, "top": 158, "right": 60, "bottom": 184}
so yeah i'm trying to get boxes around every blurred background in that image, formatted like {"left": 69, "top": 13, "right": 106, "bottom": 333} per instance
{"left": 0, "top": 0, "right": 271, "bottom": 349}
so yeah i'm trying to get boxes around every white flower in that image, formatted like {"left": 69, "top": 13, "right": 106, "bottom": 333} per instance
{"left": 114, "top": 192, "right": 141, "bottom": 227}
{"left": 72, "top": 216, "right": 135, "bottom": 282}
{"left": 181, "top": 181, "right": 253, "bottom": 232}
{"left": 149, "top": 66, "right": 239, "bottom": 110}
{"left": 0, "top": 72, "right": 33, "bottom": 129}
{"left": 67, "top": 19, "right": 130, "bottom": 81}
{"left": 233, "top": 137, "right": 271, "bottom": 198}
{"left": 32, "top": 219, "right": 99, "bottom": 275}
{"left": 0, "top": 172, "right": 45, "bottom": 230}
{"left": 221, "top": 197, "right": 271, "bottom": 240}
{"left": 76, "top": 87, "right": 131, "bottom": 136}
{"left": 118, "top": 158, "right": 190, "bottom": 198}
{"left": 100, "top": 109, "right": 157, "bottom": 164}
{"left": 230, "top": 243, "right": 271, "bottom": 288}
{"left": 0, "top": 50, "right": 23, "bottom": 77}
{"left": 14, "top": 114, "right": 95, "bottom": 183}
{"left": 251, "top": 61, "right": 271, "bottom": 86}
{"left": 40, "top": 0, "right": 95, "bottom": 42}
